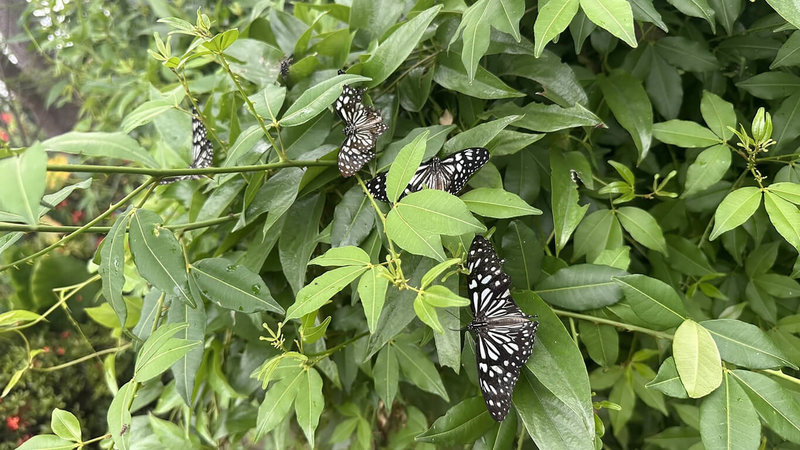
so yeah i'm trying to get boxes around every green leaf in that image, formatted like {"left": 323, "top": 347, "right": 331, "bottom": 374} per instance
{"left": 417, "top": 397, "right": 495, "bottom": 445}
{"left": 385, "top": 208, "right": 446, "bottom": 261}
{"left": 134, "top": 322, "right": 200, "bottom": 383}
{"left": 736, "top": 72, "right": 800, "bottom": 100}
{"left": 16, "top": 435, "right": 77, "bottom": 450}
{"left": 766, "top": 0, "right": 800, "bottom": 30}
{"left": 537, "top": 264, "right": 627, "bottom": 310}
{"left": 374, "top": 345, "right": 399, "bottom": 409}
{"left": 255, "top": 366, "right": 303, "bottom": 440}
{"left": 493, "top": 101, "right": 604, "bottom": 132}
{"left": 129, "top": 209, "right": 194, "bottom": 307}
{"left": 331, "top": 185, "right": 375, "bottom": 247}
{"left": 0, "top": 310, "right": 42, "bottom": 329}
{"left": 452, "top": 0, "right": 492, "bottom": 81}
{"left": 99, "top": 212, "right": 131, "bottom": 329}
{"left": 647, "top": 357, "right": 689, "bottom": 398}
{"left": 296, "top": 368, "right": 324, "bottom": 447}
{"left": 683, "top": 145, "right": 732, "bottom": 197}
{"left": 43, "top": 132, "right": 159, "bottom": 168}
{"left": 501, "top": 220, "right": 543, "bottom": 290}
{"left": 701, "top": 319, "right": 796, "bottom": 369}
{"left": 673, "top": 319, "right": 723, "bottom": 398}
{"left": 443, "top": 116, "right": 519, "bottom": 154}
{"left": 285, "top": 265, "right": 370, "bottom": 319}
{"left": 666, "top": 0, "right": 716, "bottom": 31}
{"left": 279, "top": 193, "right": 325, "bottom": 295}
{"left": 279, "top": 74, "right": 370, "bottom": 126}
{"left": 598, "top": 70, "right": 652, "bottom": 161}
{"left": 414, "top": 293, "right": 444, "bottom": 334}
{"left": 514, "top": 291, "right": 596, "bottom": 449}
{"left": 421, "top": 258, "right": 462, "bottom": 290}
{"left": 359, "top": 6, "right": 441, "bottom": 87}
{"left": 358, "top": 266, "right": 390, "bottom": 333}
{"left": 249, "top": 84, "right": 286, "bottom": 123}
{"left": 574, "top": 209, "right": 623, "bottom": 261}
{"left": 394, "top": 339, "right": 449, "bottom": 401}
{"left": 731, "top": 369, "right": 800, "bottom": 444}
{"left": 460, "top": 187, "right": 541, "bottom": 218}
{"left": 309, "top": 246, "right": 371, "bottom": 267}
{"left": 768, "top": 181, "right": 800, "bottom": 205}
{"left": 617, "top": 206, "right": 667, "bottom": 254}
{"left": 434, "top": 52, "right": 524, "bottom": 99}
{"left": 121, "top": 99, "right": 176, "bottom": 133}
{"left": 764, "top": 191, "right": 800, "bottom": 252}
{"left": 699, "top": 371, "right": 761, "bottom": 450}
{"left": 393, "top": 189, "right": 486, "bottom": 236}
{"left": 551, "top": 150, "right": 590, "bottom": 255}
{"left": 646, "top": 53, "right": 683, "bottom": 120}
{"left": 167, "top": 290, "right": 206, "bottom": 405}
{"left": 51, "top": 409, "right": 81, "bottom": 442}
{"left": 0, "top": 144, "right": 46, "bottom": 225}
{"left": 107, "top": 381, "right": 135, "bottom": 450}
{"left": 653, "top": 120, "right": 722, "bottom": 148}
{"left": 495, "top": 51, "right": 588, "bottom": 107}
{"left": 630, "top": 0, "right": 668, "bottom": 31}
{"left": 654, "top": 37, "right": 718, "bottom": 72}
{"left": 709, "top": 187, "right": 763, "bottom": 240}
{"left": 580, "top": 0, "right": 637, "bottom": 48}
{"left": 615, "top": 274, "right": 687, "bottom": 329}
{"left": 422, "top": 285, "right": 470, "bottom": 308}
{"left": 700, "top": 91, "right": 736, "bottom": 141}
{"left": 579, "top": 321, "right": 619, "bottom": 366}
{"left": 772, "top": 31, "right": 800, "bottom": 69}
{"left": 386, "top": 132, "right": 428, "bottom": 203}
{"left": 533, "top": 0, "right": 580, "bottom": 57}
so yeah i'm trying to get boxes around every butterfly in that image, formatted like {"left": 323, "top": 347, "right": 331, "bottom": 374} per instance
{"left": 159, "top": 107, "right": 214, "bottom": 185}
{"left": 364, "top": 147, "right": 490, "bottom": 202}
{"left": 466, "top": 235, "right": 538, "bottom": 421}
{"left": 279, "top": 55, "right": 293, "bottom": 79}
{"left": 334, "top": 84, "right": 388, "bottom": 177}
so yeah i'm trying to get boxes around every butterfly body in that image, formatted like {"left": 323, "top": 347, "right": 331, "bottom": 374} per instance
{"left": 335, "top": 85, "right": 388, "bottom": 177}
{"left": 365, "top": 147, "right": 489, "bottom": 202}
{"left": 467, "top": 236, "right": 538, "bottom": 421}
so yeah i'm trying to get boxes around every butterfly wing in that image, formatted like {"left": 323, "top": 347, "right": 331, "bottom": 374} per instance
{"left": 365, "top": 172, "right": 390, "bottom": 202}
{"left": 339, "top": 134, "right": 377, "bottom": 178}
{"left": 189, "top": 109, "right": 214, "bottom": 169}
{"left": 439, "top": 147, "right": 490, "bottom": 195}
{"left": 467, "top": 235, "right": 538, "bottom": 421}
{"left": 335, "top": 86, "right": 386, "bottom": 177}
{"left": 334, "top": 85, "right": 365, "bottom": 123}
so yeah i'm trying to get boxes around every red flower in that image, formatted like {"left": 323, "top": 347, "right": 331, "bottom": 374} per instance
{"left": 71, "top": 210, "right": 84, "bottom": 223}
{"left": 6, "top": 416, "right": 20, "bottom": 431}
{"left": 1, "top": 113, "right": 11, "bottom": 124}
{"left": 42, "top": 346, "right": 50, "bottom": 353}
{"left": 0, "top": 130, "right": 8, "bottom": 142}
{"left": 56, "top": 348, "right": 65, "bottom": 356}
{"left": 60, "top": 331, "right": 70, "bottom": 339}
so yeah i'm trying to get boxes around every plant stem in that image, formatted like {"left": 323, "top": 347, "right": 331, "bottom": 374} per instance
{"left": 0, "top": 181, "right": 153, "bottom": 272}
{"left": 761, "top": 368, "right": 800, "bottom": 386}
{"left": 46, "top": 159, "right": 335, "bottom": 176}
{"left": 550, "top": 308, "right": 674, "bottom": 340}
{"left": 306, "top": 331, "right": 369, "bottom": 361}
{"left": 33, "top": 343, "right": 131, "bottom": 372}
{"left": 81, "top": 434, "right": 112, "bottom": 447}
{"left": 0, "top": 214, "right": 240, "bottom": 233}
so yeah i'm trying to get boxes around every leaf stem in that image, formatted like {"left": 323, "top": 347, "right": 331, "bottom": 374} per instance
{"left": 550, "top": 308, "right": 674, "bottom": 340}
{"left": 306, "top": 331, "right": 369, "bottom": 361}
{"left": 33, "top": 343, "right": 131, "bottom": 372}
{"left": 46, "top": 159, "right": 336, "bottom": 176}
{"left": 0, "top": 214, "right": 240, "bottom": 233}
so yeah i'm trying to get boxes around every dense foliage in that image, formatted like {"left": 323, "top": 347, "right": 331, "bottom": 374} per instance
{"left": 4, "top": 0, "right": 800, "bottom": 448}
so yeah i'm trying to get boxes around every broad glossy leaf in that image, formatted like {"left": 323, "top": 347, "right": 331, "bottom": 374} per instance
{"left": 579, "top": 321, "right": 619, "bottom": 366}
{"left": 0, "top": 144, "right": 46, "bottom": 225}
{"left": 358, "top": 266, "right": 389, "bottom": 333}
{"left": 420, "top": 258, "right": 461, "bottom": 290}
{"left": 732, "top": 369, "right": 800, "bottom": 444}
{"left": 768, "top": 181, "right": 800, "bottom": 205}
{"left": 121, "top": 99, "right": 177, "bottom": 133}
{"left": 647, "top": 357, "right": 689, "bottom": 398}
{"left": 296, "top": 368, "right": 324, "bottom": 447}
{"left": 653, "top": 120, "right": 721, "bottom": 148}
{"left": 598, "top": 71, "right": 652, "bottom": 160}
{"left": 514, "top": 292, "right": 595, "bottom": 449}
{"left": 700, "top": 371, "right": 760, "bottom": 450}
{"left": 167, "top": 292, "right": 206, "bottom": 405}
{"left": 100, "top": 212, "right": 131, "bottom": 328}
{"left": 683, "top": 145, "right": 731, "bottom": 197}
{"left": 393, "top": 189, "right": 485, "bottom": 236}
{"left": 255, "top": 367, "right": 303, "bottom": 439}
{"left": 286, "top": 265, "right": 369, "bottom": 319}
{"left": 249, "top": 84, "right": 286, "bottom": 123}
{"left": 279, "top": 193, "right": 324, "bottom": 295}
{"left": 310, "top": 246, "right": 371, "bottom": 267}
{"left": 134, "top": 322, "right": 200, "bottom": 383}
{"left": 443, "top": 116, "right": 519, "bottom": 154}
{"left": 386, "top": 132, "right": 428, "bottom": 203}
{"left": 551, "top": 150, "right": 589, "bottom": 255}
{"left": 654, "top": 37, "right": 718, "bottom": 72}
{"left": 700, "top": 91, "right": 736, "bottom": 140}
{"left": 701, "top": 319, "right": 795, "bottom": 369}
{"left": 772, "top": 31, "right": 800, "bottom": 69}
{"left": 533, "top": 0, "right": 580, "bottom": 57}
{"left": 421, "top": 285, "right": 469, "bottom": 308}
{"left": 494, "top": 102, "right": 603, "bottom": 132}
{"left": 192, "top": 257, "right": 283, "bottom": 314}
{"left": 501, "top": 220, "right": 543, "bottom": 290}
{"left": 414, "top": 293, "right": 443, "bottom": 334}
{"left": 708, "top": 0, "right": 743, "bottom": 34}
{"left": 331, "top": 185, "right": 375, "bottom": 247}
{"left": 417, "top": 397, "right": 495, "bottom": 445}
{"left": 646, "top": 53, "right": 682, "bottom": 120}
{"left": 495, "top": 51, "right": 588, "bottom": 106}
{"left": 394, "top": 340, "right": 449, "bottom": 400}
{"left": 107, "top": 381, "right": 135, "bottom": 450}
{"left": 580, "top": 0, "right": 637, "bottom": 48}
{"left": 617, "top": 206, "right": 667, "bottom": 254}
{"left": 129, "top": 209, "right": 193, "bottom": 306}
{"left": 451, "top": 0, "right": 492, "bottom": 81}
{"left": 51, "top": 408, "right": 81, "bottom": 442}
{"left": 434, "top": 52, "right": 524, "bottom": 99}
{"left": 460, "top": 188, "right": 541, "bottom": 218}
{"left": 279, "top": 74, "right": 370, "bottom": 126}
{"left": 537, "top": 264, "right": 627, "bottom": 310}
{"left": 43, "top": 132, "right": 159, "bottom": 168}
{"left": 766, "top": 0, "right": 800, "bottom": 30}
{"left": 615, "top": 274, "right": 686, "bottom": 329}
{"left": 737, "top": 72, "right": 800, "bottom": 100}
{"left": 385, "top": 208, "right": 446, "bottom": 261}
{"left": 709, "top": 187, "right": 762, "bottom": 240}
{"left": 630, "top": 0, "right": 668, "bottom": 31}
{"left": 673, "top": 319, "right": 722, "bottom": 398}
{"left": 361, "top": 6, "right": 442, "bottom": 87}
{"left": 574, "top": 209, "right": 623, "bottom": 262}
{"left": 764, "top": 191, "right": 800, "bottom": 252}
{"left": 16, "top": 434, "right": 76, "bottom": 450}
{"left": 666, "top": 0, "right": 716, "bottom": 31}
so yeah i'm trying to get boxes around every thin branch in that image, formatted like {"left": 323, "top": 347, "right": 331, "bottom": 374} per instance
{"left": 46, "top": 159, "right": 336, "bottom": 176}
{"left": 33, "top": 343, "right": 131, "bottom": 372}
{"left": 550, "top": 308, "right": 675, "bottom": 340}
{"left": 0, "top": 213, "right": 240, "bottom": 233}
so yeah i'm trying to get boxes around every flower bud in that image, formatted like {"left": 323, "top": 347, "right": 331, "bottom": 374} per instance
{"left": 751, "top": 107, "right": 773, "bottom": 144}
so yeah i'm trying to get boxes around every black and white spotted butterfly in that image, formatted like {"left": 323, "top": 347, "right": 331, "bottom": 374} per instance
{"left": 364, "top": 147, "right": 490, "bottom": 202}
{"left": 334, "top": 84, "right": 388, "bottom": 177}
{"left": 159, "top": 107, "right": 214, "bottom": 185}
{"left": 467, "top": 236, "right": 538, "bottom": 421}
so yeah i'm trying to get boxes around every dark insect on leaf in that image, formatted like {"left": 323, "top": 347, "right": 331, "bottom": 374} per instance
{"left": 335, "top": 85, "right": 388, "bottom": 177}
{"left": 466, "top": 235, "right": 538, "bottom": 421}
{"left": 279, "top": 55, "right": 293, "bottom": 79}
{"left": 570, "top": 169, "right": 583, "bottom": 185}
{"left": 159, "top": 106, "right": 214, "bottom": 185}
{"left": 365, "top": 147, "right": 489, "bottom": 202}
